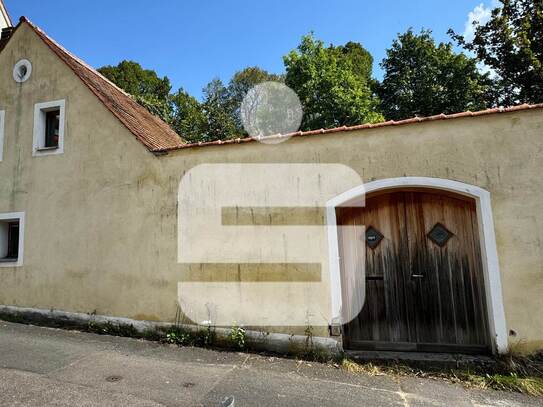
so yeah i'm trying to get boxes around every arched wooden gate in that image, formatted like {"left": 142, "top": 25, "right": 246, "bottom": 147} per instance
{"left": 337, "top": 188, "right": 491, "bottom": 353}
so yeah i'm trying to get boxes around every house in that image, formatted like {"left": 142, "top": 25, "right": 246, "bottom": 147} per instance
{"left": 0, "top": 0, "right": 11, "bottom": 31}
{"left": 1, "top": 15, "right": 542, "bottom": 356}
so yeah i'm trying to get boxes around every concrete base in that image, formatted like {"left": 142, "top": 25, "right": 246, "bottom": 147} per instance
{"left": 0, "top": 304, "right": 342, "bottom": 358}
{"left": 347, "top": 350, "right": 495, "bottom": 369}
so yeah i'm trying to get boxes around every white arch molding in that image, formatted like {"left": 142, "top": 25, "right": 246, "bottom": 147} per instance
{"left": 325, "top": 177, "right": 508, "bottom": 354}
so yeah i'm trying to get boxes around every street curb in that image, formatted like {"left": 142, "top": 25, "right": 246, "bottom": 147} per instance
{"left": 0, "top": 304, "right": 343, "bottom": 358}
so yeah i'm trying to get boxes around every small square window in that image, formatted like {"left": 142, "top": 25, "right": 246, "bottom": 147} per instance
{"left": 428, "top": 223, "right": 453, "bottom": 247}
{"left": 365, "top": 226, "right": 384, "bottom": 249}
{"left": 33, "top": 99, "right": 65, "bottom": 156}
{"left": 0, "top": 212, "right": 24, "bottom": 267}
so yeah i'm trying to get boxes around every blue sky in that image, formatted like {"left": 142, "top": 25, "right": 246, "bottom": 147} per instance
{"left": 5, "top": 0, "right": 495, "bottom": 99}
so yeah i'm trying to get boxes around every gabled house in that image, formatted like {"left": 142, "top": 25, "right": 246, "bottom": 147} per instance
{"left": 1, "top": 16, "right": 543, "bottom": 355}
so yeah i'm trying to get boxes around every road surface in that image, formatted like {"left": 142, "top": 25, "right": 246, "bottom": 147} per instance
{"left": 0, "top": 321, "right": 539, "bottom": 406}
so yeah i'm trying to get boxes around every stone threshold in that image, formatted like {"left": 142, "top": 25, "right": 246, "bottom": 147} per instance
{"left": 346, "top": 350, "right": 495, "bottom": 369}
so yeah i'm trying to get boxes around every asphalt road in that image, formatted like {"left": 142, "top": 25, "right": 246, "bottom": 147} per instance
{"left": 0, "top": 321, "right": 539, "bottom": 406}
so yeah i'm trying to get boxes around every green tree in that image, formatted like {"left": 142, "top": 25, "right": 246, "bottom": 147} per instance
{"left": 98, "top": 60, "right": 173, "bottom": 123}
{"left": 201, "top": 79, "right": 238, "bottom": 142}
{"left": 378, "top": 29, "right": 492, "bottom": 121}
{"left": 449, "top": 0, "right": 543, "bottom": 105}
{"left": 227, "top": 67, "right": 284, "bottom": 132}
{"left": 334, "top": 41, "right": 374, "bottom": 84}
{"left": 227, "top": 67, "right": 283, "bottom": 107}
{"left": 170, "top": 88, "right": 207, "bottom": 143}
{"left": 284, "top": 34, "right": 383, "bottom": 130}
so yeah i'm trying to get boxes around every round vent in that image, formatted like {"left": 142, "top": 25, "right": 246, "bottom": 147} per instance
{"left": 13, "top": 59, "right": 32, "bottom": 83}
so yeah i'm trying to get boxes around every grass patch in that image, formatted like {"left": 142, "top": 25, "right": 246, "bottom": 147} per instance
{"left": 341, "top": 358, "right": 384, "bottom": 376}
{"left": 340, "top": 357, "right": 543, "bottom": 397}
{"left": 463, "top": 372, "right": 543, "bottom": 396}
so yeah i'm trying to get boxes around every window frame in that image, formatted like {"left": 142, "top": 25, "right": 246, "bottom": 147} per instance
{"left": 33, "top": 99, "right": 65, "bottom": 156}
{"left": 0, "top": 212, "right": 25, "bottom": 267}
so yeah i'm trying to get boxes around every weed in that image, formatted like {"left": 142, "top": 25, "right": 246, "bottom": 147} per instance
{"left": 195, "top": 324, "right": 215, "bottom": 346}
{"left": 228, "top": 324, "right": 246, "bottom": 349}
{"left": 304, "top": 325, "right": 314, "bottom": 349}
{"left": 162, "top": 323, "right": 216, "bottom": 348}
{"left": 165, "top": 328, "right": 192, "bottom": 346}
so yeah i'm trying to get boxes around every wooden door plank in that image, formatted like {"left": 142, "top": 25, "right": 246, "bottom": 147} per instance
{"left": 339, "top": 189, "right": 490, "bottom": 352}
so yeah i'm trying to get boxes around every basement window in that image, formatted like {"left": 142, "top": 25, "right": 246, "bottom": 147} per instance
{"left": 0, "top": 212, "right": 24, "bottom": 267}
{"left": 33, "top": 100, "right": 65, "bottom": 156}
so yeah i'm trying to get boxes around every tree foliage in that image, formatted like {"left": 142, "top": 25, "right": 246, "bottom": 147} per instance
{"left": 103, "top": 15, "right": 538, "bottom": 143}
{"left": 378, "top": 29, "right": 492, "bottom": 121}
{"left": 284, "top": 34, "right": 383, "bottom": 130}
{"left": 449, "top": 0, "right": 543, "bottom": 105}
{"left": 227, "top": 67, "right": 284, "bottom": 132}
{"left": 170, "top": 88, "right": 207, "bottom": 143}
{"left": 200, "top": 78, "right": 238, "bottom": 142}
{"left": 227, "top": 67, "right": 283, "bottom": 107}
{"left": 174, "top": 68, "right": 285, "bottom": 142}
{"left": 98, "top": 60, "right": 173, "bottom": 123}
{"left": 334, "top": 41, "right": 375, "bottom": 85}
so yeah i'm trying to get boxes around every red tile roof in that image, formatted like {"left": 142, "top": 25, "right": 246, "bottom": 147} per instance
{"left": 16, "top": 17, "right": 185, "bottom": 152}
{"left": 154, "top": 103, "right": 543, "bottom": 153}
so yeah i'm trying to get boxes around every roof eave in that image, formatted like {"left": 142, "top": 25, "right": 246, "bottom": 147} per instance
{"left": 153, "top": 103, "right": 543, "bottom": 153}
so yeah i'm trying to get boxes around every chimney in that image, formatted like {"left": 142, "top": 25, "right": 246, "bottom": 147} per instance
{"left": 1, "top": 26, "right": 13, "bottom": 40}
{"left": 0, "top": 26, "right": 13, "bottom": 49}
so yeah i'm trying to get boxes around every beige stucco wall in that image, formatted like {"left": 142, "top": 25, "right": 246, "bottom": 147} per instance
{"left": 0, "top": 23, "right": 542, "bottom": 353}
{"left": 158, "top": 111, "right": 543, "bottom": 352}
{"left": 0, "top": 24, "right": 173, "bottom": 322}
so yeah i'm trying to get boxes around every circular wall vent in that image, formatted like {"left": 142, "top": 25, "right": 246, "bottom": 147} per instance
{"left": 13, "top": 59, "right": 32, "bottom": 83}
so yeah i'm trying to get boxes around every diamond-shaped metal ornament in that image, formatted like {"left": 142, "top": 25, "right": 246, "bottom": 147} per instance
{"left": 428, "top": 223, "right": 453, "bottom": 247}
{"left": 365, "top": 226, "right": 384, "bottom": 249}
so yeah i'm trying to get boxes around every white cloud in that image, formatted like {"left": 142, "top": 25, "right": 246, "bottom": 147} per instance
{"left": 463, "top": 1, "right": 498, "bottom": 42}
{"left": 462, "top": 1, "right": 500, "bottom": 76}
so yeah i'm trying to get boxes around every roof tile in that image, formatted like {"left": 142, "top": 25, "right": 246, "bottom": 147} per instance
{"left": 155, "top": 103, "right": 543, "bottom": 152}
{"left": 19, "top": 17, "right": 185, "bottom": 152}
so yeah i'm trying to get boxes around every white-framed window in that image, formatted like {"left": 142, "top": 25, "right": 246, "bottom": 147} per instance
{"left": 0, "top": 212, "right": 25, "bottom": 267}
{"left": 0, "top": 110, "right": 5, "bottom": 162}
{"left": 33, "top": 99, "right": 65, "bottom": 156}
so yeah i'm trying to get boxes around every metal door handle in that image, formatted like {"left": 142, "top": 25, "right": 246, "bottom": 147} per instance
{"left": 411, "top": 274, "right": 424, "bottom": 278}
